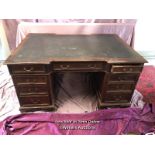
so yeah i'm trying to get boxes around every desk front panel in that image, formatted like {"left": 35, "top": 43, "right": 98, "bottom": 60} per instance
{"left": 8, "top": 62, "right": 144, "bottom": 111}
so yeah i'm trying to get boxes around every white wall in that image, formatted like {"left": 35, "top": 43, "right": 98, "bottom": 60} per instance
{"left": 134, "top": 19, "right": 155, "bottom": 65}
{"left": 134, "top": 19, "right": 155, "bottom": 52}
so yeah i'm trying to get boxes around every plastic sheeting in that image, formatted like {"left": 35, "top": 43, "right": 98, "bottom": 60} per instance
{"left": 16, "top": 22, "right": 135, "bottom": 47}
{"left": 0, "top": 65, "right": 20, "bottom": 121}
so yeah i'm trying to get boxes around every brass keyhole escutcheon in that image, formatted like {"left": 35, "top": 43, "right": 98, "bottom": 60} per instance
{"left": 88, "top": 64, "right": 97, "bottom": 69}
{"left": 60, "top": 64, "right": 70, "bottom": 69}
{"left": 24, "top": 66, "right": 34, "bottom": 72}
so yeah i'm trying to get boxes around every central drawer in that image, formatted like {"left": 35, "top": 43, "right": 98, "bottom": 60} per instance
{"left": 53, "top": 62, "right": 104, "bottom": 71}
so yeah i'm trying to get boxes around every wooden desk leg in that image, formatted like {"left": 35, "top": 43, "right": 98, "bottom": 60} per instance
{"left": 49, "top": 72, "right": 56, "bottom": 110}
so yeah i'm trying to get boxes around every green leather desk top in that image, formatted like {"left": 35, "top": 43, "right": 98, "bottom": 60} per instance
{"left": 5, "top": 33, "right": 147, "bottom": 64}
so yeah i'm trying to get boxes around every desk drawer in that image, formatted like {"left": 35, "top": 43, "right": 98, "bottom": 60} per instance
{"left": 53, "top": 62, "right": 103, "bottom": 71}
{"left": 20, "top": 95, "right": 50, "bottom": 105}
{"left": 9, "top": 64, "right": 48, "bottom": 74}
{"left": 17, "top": 84, "right": 49, "bottom": 95}
{"left": 13, "top": 75, "right": 48, "bottom": 84}
{"left": 111, "top": 65, "right": 143, "bottom": 73}
{"left": 103, "top": 92, "right": 131, "bottom": 102}
{"left": 110, "top": 73, "right": 139, "bottom": 82}
{"left": 107, "top": 82, "right": 134, "bottom": 91}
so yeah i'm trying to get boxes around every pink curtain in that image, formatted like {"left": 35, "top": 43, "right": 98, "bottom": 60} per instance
{"left": 2, "top": 19, "right": 36, "bottom": 50}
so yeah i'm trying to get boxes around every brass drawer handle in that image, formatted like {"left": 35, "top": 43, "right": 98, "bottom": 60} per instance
{"left": 115, "top": 96, "right": 122, "bottom": 100}
{"left": 25, "top": 79, "right": 37, "bottom": 82}
{"left": 23, "top": 67, "right": 34, "bottom": 72}
{"left": 123, "top": 68, "right": 133, "bottom": 72}
{"left": 27, "top": 88, "right": 38, "bottom": 92}
{"left": 60, "top": 64, "right": 70, "bottom": 69}
{"left": 118, "top": 77, "right": 127, "bottom": 81}
{"left": 28, "top": 88, "right": 32, "bottom": 92}
{"left": 88, "top": 64, "right": 97, "bottom": 69}
{"left": 123, "top": 68, "right": 127, "bottom": 71}
{"left": 118, "top": 77, "right": 123, "bottom": 80}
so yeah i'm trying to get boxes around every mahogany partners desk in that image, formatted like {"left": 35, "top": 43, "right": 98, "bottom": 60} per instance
{"left": 5, "top": 34, "right": 147, "bottom": 112}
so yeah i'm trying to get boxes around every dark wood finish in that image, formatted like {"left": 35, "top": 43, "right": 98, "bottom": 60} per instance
{"left": 53, "top": 62, "right": 104, "bottom": 71}
{"left": 12, "top": 75, "right": 48, "bottom": 84}
{"left": 5, "top": 34, "right": 147, "bottom": 112}
{"left": 20, "top": 95, "right": 50, "bottom": 105}
{"left": 9, "top": 64, "right": 49, "bottom": 74}
{"left": 111, "top": 65, "right": 143, "bottom": 73}
{"left": 16, "top": 84, "right": 49, "bottom": 95}
{"left": 107, "top": 82, "right": 135, "bottom": 91}
{"left": 109, "top": 73, "right": 140, "bottom": 81}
